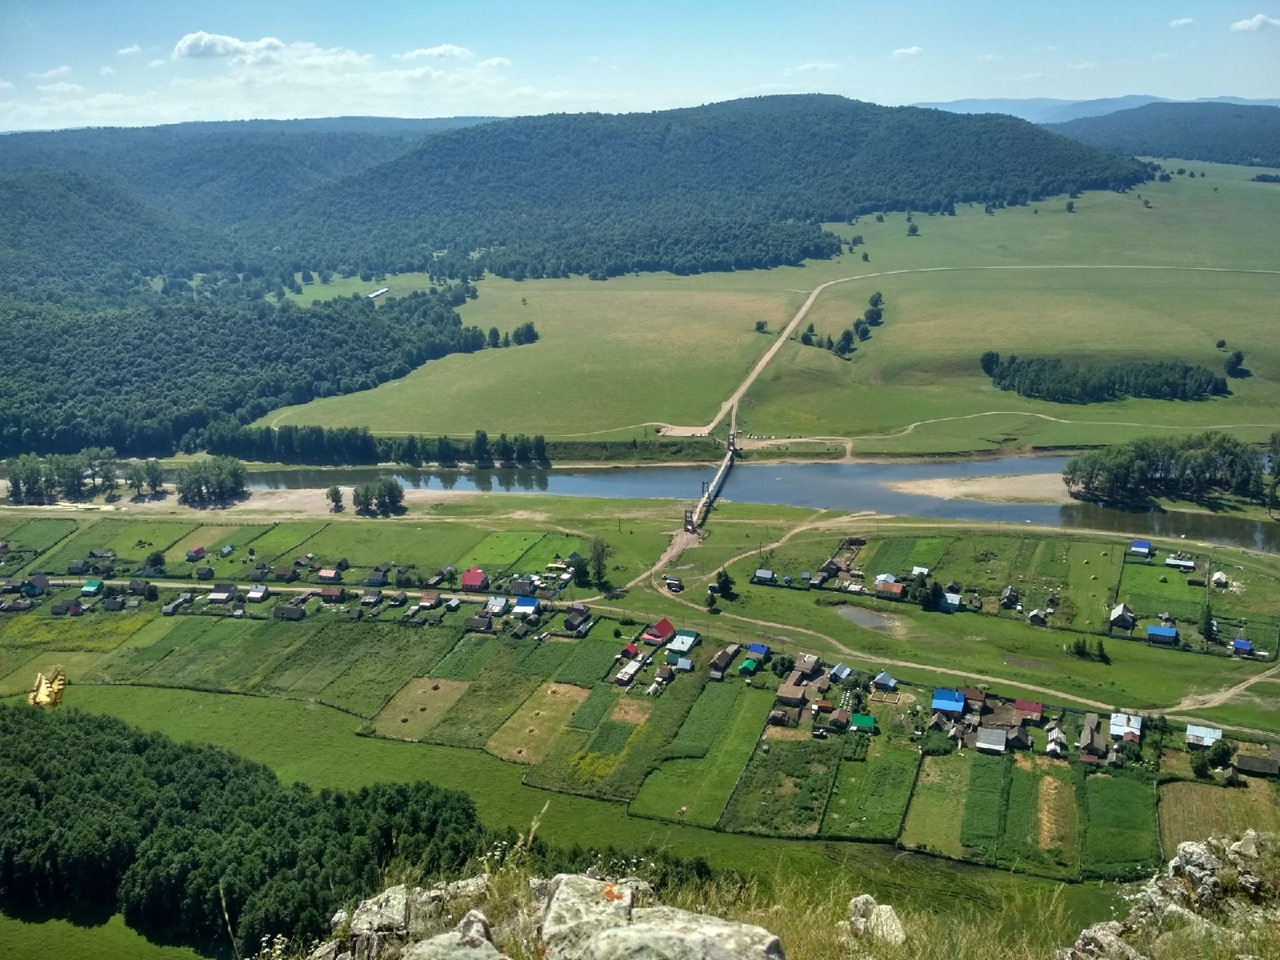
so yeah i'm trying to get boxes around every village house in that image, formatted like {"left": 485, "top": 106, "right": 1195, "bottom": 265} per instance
{"left": 465, "top": 614, "right": 494, "bottom": 634}
{"left": 1077, "top": 713, "right": 1108, "bottom": 759}
{"left": 1146, "top": 624, "right": 1179, "bottom": 645}
{"left": 669, "top": 630, "right": 701, "bottom": 655}
{"left": 1235, "top": 755, "right": 1280, "bottom": 778}
{"left": 317, "top": 568, "right": 342, "bottom": 584}
{"left": 641, "top": 617, "right": 676, "bottom": 645}
{"left": 752, "top": 568, "right": 777, "bottom": 586}
{"left": 1013, "top": 699, "right": 1044, "bottom": 724}
{"left": 208, "top": 584, "right": 237, "bottom": 604}
{"left": 460, "top": 567, "right": 489, "bottom": 591}
{"left": 1129, "top": 539, "right": 1152, "bottom": 560}
{"left": 931, "top": 688, "right": 966, "bottom": 718}
{"left": 1185, "top": 724, "right": 1222, "bottom": 750}
{"left": 247, "top": 584, "right": 269, "bottom": 603}
{"left": 1109, "top": 603, "right": 1136, "bottom": 632}
{"left": 708, "top": 644, "right": 739, "bottom": 681}
{"left": 274, "top": 604, "right": 305, "bottom": 621}
{"left": 195, "top": 566, "right": 215, "bottom": 581}
{"left": 872, "top": 670, "right": 897, "bottom": 692}
{"left": 186, "top": 546, "right": 206, "bottom": 562}
{"left": 775, "top": 676, "right": 809, "bottom": 708}
{"left": 1110, "top": 712, "right": 1143, "bottom": 743}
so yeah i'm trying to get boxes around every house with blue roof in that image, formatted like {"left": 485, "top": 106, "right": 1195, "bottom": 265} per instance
{"left": 829, "top": 663, "right": 852, "bottom": 683}
{"left": 513, "top": 597, "right": 540, "bottom": 618}
{"left": 747, "top": 642, "right": 771, "bottom": 658}
{"left": 1233, "top": 639, "right": 1254, "bottom": 657}
{"left": 1146, "top": 625, "right": 1179, "bottom": 645}
{"left": 1129, "top": 539, "right": 1152, "bottom": 559}
{"left": 931, "top": 688, "right": 965, "bottom": 717}
{"left": 873, "top": 670, "right": 897, "bottom": 691}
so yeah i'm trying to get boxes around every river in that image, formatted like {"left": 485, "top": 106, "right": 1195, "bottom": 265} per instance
{"left": 245, "top": 457, "right": 1280, "bottom": 551}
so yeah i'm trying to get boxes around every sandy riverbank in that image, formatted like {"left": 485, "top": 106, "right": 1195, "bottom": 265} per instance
{"left": 887, "top": 472, "right": 1073, "bottom": 504}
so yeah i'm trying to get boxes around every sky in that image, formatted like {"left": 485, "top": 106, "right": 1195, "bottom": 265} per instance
{"left": 0, "top": 0, "right": 1277, "bottom": 131}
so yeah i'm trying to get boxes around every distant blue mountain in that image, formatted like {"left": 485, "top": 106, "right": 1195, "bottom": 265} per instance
{"left": 914, "top": 95, "right": 1280, "bottom": 124}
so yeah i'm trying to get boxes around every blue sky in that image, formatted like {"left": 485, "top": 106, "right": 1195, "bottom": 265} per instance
{"left": 0, "top": 1, "right": 1277, "bottom": 130}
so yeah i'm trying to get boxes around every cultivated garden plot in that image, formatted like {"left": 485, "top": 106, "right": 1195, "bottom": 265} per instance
{"left": 44, "top": 518, "right": 198, "bottom": 569}
{"left": 1064, "top": 541, "right": 1125, "bottom": 632}
{"left": 373, "top": 677, "right": 470, "bottom": 739}
{"left": 900, "top": 749, "right": 974, "bottom": 859}
{"left": 719, "top": 735, "right": 843, "bottom": 836}
{"left": 235, "top": 522, "right": 330, "bottom": 565}
{"left": 1079, "top": 772, "right": 1160, "bottom": 879}
{"left": 820, "top": 735, "right": 920, "bottom": 841}
{"left": 630, "top": 684, "right": 775, "bottom": 827}
{"left": 547, "top": 638, "right": 621, "bottom": 687}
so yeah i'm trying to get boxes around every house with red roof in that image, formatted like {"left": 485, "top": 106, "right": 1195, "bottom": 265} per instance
{"left": 1014, "top": 699, "right": 1044, "bottom": 724}
{"left": 460, "top": 567, "right": 488, "bottom": 591}
{"left": 641, "top": 617, "right": 676, "bottom": 645}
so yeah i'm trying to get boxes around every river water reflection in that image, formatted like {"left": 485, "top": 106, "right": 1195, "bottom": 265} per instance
{"left": 246, "top": 457, "right": 1280, "bottom": 552}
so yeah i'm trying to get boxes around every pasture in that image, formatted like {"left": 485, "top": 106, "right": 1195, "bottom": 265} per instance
{"left": 258, "top": 166, "right": 1280, "bottom": 452}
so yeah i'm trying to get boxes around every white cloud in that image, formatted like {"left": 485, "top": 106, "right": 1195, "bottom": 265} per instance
{"left": 395, "top": 43, "right": 473, "bottom": 60}
{"left": 0, "top": 78, "right": 13, "bottom": 91}
{"left": 37, "top": 82, "right": 85, "bottom": 95}
{"left": 148, "top": 58, "right": 167, "bottom": 68}
{"left": 1231, "top": 13, "right": 1280, "bottom": 30}
{"left": 30, "top": 65, "right": 72, "bottom": 80}
{"left": 1014, "top": 72, "right": 1049, "bottom": 81}
{"left": 477, "top": 57, "right": 511, "bottom": 68}
{"left": 784, "top": 60, "right": 840, "bottom": 74}
{"left": 976, "top": 53, "right": 1000, "bottom": 61}
{"left": 101, "top": 66, "right": 115, "bottom": 76}
{"left": 173, "top": 31, "right": 282, "bottom": 59}
{"left": 890, "top": 46, "right": 923, "bottom": 58}
{"left": 117, "top": 44, "right": 142, "bottom": 55}
{"left": 1152, "top": 52, "right": 1173, "bottom": 60}
{"left": 1066, "top": 61, "right": 1097, "bottom": 70}
{"left": 1169, "top": 18, "right": 1194, "bottom": 28}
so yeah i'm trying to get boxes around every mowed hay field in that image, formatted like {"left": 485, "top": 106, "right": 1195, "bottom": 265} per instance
{"left": 486, "top": 682, "right": 590, "bottom": 763}
{"left": 258, "top": 163, "right": 1280, "bottom": 446}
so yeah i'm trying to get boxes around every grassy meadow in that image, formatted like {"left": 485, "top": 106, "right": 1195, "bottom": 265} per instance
{"left": 257, "top": 164, "right": 1280, "bottom": 452}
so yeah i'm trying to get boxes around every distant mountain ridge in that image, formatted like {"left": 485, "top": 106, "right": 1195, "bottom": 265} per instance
{"left": 915, "top": 95, "right": 1280, "bottom": 124}
{"left": 1046, "top": 102, "right": 1280, "bottom": 167}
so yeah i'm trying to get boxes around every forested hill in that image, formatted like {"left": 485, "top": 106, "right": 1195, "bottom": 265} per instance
{"left": 1047, "top": 102, "right": 1280, "bottom": 167}
{"left": 0, "top": 170, "right": 231, "bottom": 299}
{"left": 0, "top": 117, "right": 490, "bottom": 228}
{"left": 0, "top": 95, "right": 1151, "bottom": 292}
{"left": 259, "top": 94, "right": 1151, "bottom": 279}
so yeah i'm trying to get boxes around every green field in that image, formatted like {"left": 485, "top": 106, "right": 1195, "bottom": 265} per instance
{"left": 900, "top": 750, "right": 972, "bottom": 857}
{"left": 257, "top": 165, "right": 1280, "bottom": 452}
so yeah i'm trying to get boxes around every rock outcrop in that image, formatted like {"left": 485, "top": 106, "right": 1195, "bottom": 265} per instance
{"left": 308, "top": 872, "right": 786, "bottom": 960}
{"left": 1056, "top": 830, "right": 1278, "bottom": 960}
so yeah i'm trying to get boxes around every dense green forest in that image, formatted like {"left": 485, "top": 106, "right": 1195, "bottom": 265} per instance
{"left": 1062, "top": 431, "right": 1267, "bottom": 503}
{"left": 0, "top": 705, "right": 720, "bottom": 956}
{"left": 1047, "top": 102, "right": 1280, "bottom": 167}
{"left": 981, "top": 352, "right": 1228, "bottom": 404}
{"left": 0, "top": 286, "right": 532, "bottom": 457}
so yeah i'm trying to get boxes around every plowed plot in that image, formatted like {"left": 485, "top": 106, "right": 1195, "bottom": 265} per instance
{"left": 373, "top": 678, "right": 469, "bottom": 738}
{"left": 487, "top": 683, "right": 590, "bottom": 763}
{"left": 612, "top": 698, "right": 651, "bottom": 724}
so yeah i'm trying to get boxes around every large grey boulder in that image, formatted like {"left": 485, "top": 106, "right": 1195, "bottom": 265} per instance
{"left": 541, "top": 874, "right": 635, "bottom": 960}
{"left": 402, "top": 909, "right": 504, "bottom": 960}
{"left": 841, "top": 893, "right": 906, "bottom": 946}
{"left": 579, "top": 904, "right": 784, "bottom": 960}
